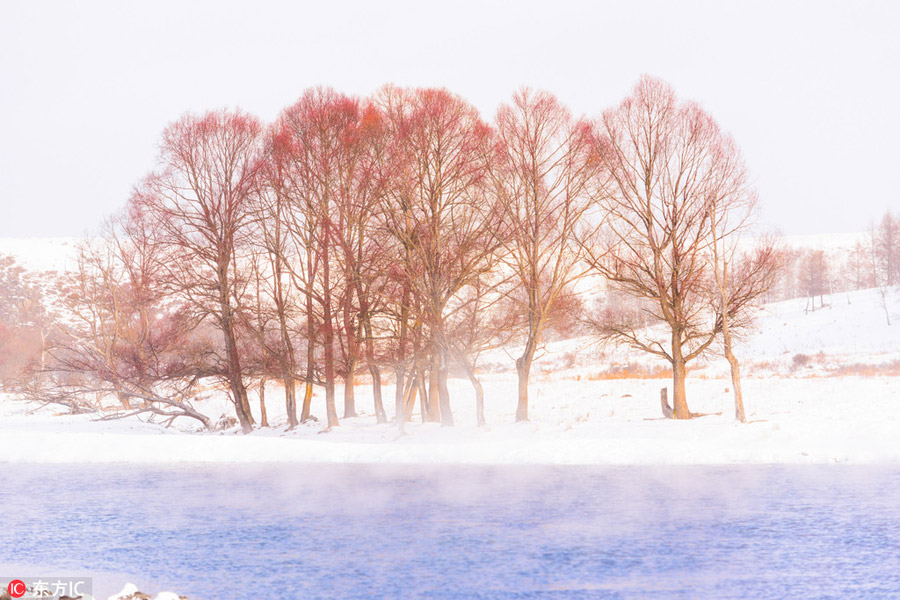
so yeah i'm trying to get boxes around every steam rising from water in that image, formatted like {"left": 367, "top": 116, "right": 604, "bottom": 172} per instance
{"left": 2, "top": 464, "right": 899, "bottom": 598}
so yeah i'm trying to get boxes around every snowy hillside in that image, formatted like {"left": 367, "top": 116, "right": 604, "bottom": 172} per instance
{"left": 0, "top": 237, "right": 80, "bottom": 272}
{"left": 735, "top": 287, "right": 900, "bottom": 375}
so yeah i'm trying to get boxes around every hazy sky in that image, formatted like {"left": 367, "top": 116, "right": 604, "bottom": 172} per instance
{"left": 1, "top": 0, "right": 898, "bottom": 237}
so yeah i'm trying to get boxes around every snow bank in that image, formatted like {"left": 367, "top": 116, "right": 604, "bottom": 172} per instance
{"left": 2, "top": 375, "right": 899, "bottom": 466}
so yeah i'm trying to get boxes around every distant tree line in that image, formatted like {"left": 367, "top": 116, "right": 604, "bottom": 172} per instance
{"left": 771, "top": 210, "right": 900, "bottom": 315}
{"left": 1, "top": 77, "right": 793, "bottom": 427}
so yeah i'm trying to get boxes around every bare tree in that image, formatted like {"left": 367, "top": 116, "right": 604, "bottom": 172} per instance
{"left": 706, "top": 149, "right": 783, "bottom": 421}
{"left": 843, "top": 239, "right": 875, "bottom": 292}
{"left": 0, "top": 253, "right": 47, "bottom": 390}
{"left": 139, "top": 109, "right": 265, "bottom": 433}
{"left": 276, "top": 88, "right": 376, "bottom": 429}
{"left": 443, "top": 271, "right": 516, "bottom": 427}
{"left": 584, "top": 76, "right": 752, "bottom": 419}
{"left": 876, "top": 211, "right": 899, "bottom": 286}
{"left": 491, "top": 88, "right": 597, "bottom": 421}
{"left": 38, "top": 211, "right": 215, "bottom": 429}
{"left": 799, "top": 250, "right": 830, "bottom": 312}
{"left": 868, "top": 212, "right": 899, "bottom": 325}
{"left": 376, "top": 86, "right": 501, "bottom": 427}
{"left": 256, "top": 135, "right": 302, "bottom": 427}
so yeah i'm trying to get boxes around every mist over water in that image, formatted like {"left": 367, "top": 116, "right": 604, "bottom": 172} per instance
{"left": 1, "top": 464, "right": 899, "bottom": 599}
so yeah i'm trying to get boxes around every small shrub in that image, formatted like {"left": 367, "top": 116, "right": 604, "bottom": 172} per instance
{"left": 792, "top": 353, "right": 811, "bottom": 368}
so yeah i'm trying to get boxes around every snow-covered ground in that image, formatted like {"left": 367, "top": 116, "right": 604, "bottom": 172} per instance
{"left": 2, "top": 371, "right": 898, "bottom": 465}
{"left": 2, "top": 372, "right": 899, "bottom": 465}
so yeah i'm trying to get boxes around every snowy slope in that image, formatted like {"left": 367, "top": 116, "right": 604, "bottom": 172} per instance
{"left": 0, "top": 237, "right": 80, "bottom": 272}
{"left": 734, "top": 287, "right": 900, "bottom": 375}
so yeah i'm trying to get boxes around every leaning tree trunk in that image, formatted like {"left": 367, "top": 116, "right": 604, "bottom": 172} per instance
{"left": 301, "top": 347, "right": 314, "bottom": 423}
{"left": 218, "top": 263, "right": 253, "bottom": 432}
{"left": 671, "top": 329, "right": 691, "bottom": 420}
{"left": 472, "top": 375, "right": 486, "bottom": 428}
{"left": 515, "top": 339, "right": 537, "bottom": 422}
{"left": 460, "top": 355, "right": 486, "bottom": 427}
{"left": 222, "top": 317, "right": 253, "bottom": 432}
{"left": 228, "top": 376, "right": 253, "bottom": 433}
{"left": 723, "top": 326, "right": 746, "bottom": 423}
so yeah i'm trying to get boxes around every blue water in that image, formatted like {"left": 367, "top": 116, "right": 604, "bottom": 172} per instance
{"left": 1, "top": 464, "right": 899, "bottom": 599}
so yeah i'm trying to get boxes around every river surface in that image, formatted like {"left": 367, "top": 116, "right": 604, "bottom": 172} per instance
{"left": 1, "top": 464, "right": 899, "bottom": 599}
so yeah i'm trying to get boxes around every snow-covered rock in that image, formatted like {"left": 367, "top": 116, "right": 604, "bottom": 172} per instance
{"left": 107, "top": 583, "right": 149, "bottom": 600}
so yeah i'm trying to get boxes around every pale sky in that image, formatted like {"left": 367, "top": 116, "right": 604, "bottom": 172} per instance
{"left": 1, "top": 0, "right": 898, "bottom": 237}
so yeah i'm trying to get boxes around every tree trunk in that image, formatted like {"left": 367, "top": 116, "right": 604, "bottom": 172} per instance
{"left": 116, "top": 389, "right": 132, "bottom": 410}
{"left": 258, "top": 376, "right": 269, "bottom": 428}
{"left": 343, "top": 368, "right": 357, "bottom": 418}
{"left": 301, "top": 327, "right": 315, "bottom": 423}
{"left": 515, "top": 341, "right": 536, "bottom": 422}
{"left": 223, "top": 323, "right": 253, "bottom": 433}
{"left": 671, "top": 329, "right": 691, "bottom": 420}
{"left": 426, "top": 349, "right": 441, "bottom": 422}
{"left": 218, "top": 260, "right": 253, "bottom": 432}
{"left": 342, "top": 299, "right": 359, "bottom": 420}
{"left": 472, "top": 375, "right": 485, "bottom": 428}
{"left": 229, "top": 377, "right": 253, "bottom": 433}
{"left": 370, "top": 364, "right": 386, "bottom": 424}
{"left": 301, "top": 381, "right": 314, "bottom": 423}
{"left": 415, "top": 363, "right": 428, "bottom": 423}
{"left": 725, "top": 344, "right": 745, "bottom": 423}
{"left": 460, "top": 356, "right": 485, "bottom": 427}
{"left": 438, "top": 348, "right": 454, "bottom": 427}
{"left": 364, "top": 319, "right": 387, "bottom": 424}
{"left": 395, "top": 367, "right": 406, "bottom": 433}
{"left": 322, "top": 244, "right": 339, "bottom": 428}
{"left": 279, "top": 316, "right": 298, "bottom": 428}
{"left": 284, "top": 373, "right": 298, "bottom": 429}
{"left": 717, "top": 258, "right": 746, "bottom": 423}
{"left": 395, "top": 286, "right": 411, "bottom": 430}
{"left": 404, "top": 375, "right": 419, "bottom": 422}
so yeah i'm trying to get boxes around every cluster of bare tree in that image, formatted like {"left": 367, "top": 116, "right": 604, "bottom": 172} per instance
{"left": 8, "top": 77, "right": 787, "bottom": 428}
{"left": 582, "top": 77, "right": 782, "bottom": 420}
{"left": 771, "top": 210, "right": 900, "bottom": 318}
{"left": 0, "top": 255, "right": 47, "bottom": 389}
